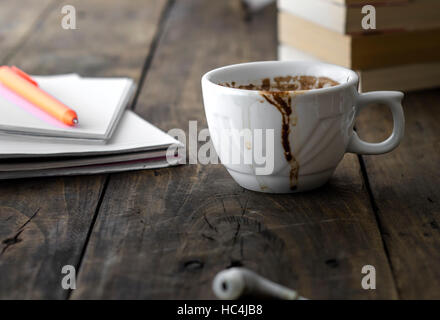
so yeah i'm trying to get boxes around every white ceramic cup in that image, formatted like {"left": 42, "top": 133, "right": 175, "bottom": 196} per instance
{"left": 201, "top": 61, "right": 405, "bottom": 193}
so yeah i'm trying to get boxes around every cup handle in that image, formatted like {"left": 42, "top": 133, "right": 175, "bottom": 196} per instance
{"left": 346, "top": 91, "right": 405, "bottom": 155}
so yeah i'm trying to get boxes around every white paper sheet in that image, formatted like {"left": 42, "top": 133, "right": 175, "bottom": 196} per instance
{"left": 0, "top": 110, "right": 181, "bottom": 159}
{"left": 0, "top": 74, "right": 134, "bottom": 141}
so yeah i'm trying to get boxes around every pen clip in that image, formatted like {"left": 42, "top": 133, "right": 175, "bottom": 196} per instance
{"left": 10, "top": 66, "right": 39, "bottom": 87}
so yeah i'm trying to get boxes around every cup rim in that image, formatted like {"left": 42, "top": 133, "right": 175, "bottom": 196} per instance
{"left": 202, "top": 60, "right": 359, "bottom": 96}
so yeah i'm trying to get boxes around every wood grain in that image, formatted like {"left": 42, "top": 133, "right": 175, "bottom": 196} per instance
{"left": 73, "top": 0, "right": 397, "bottom": 299}
{"left": 356, "top": 89, "right": 440, "bottom": 299}
{"left": 0, "top": 0, "right": 169, "bottom": 299}
{"left": 10, "top": 0, "right": 168, "bottom": 78}
{"left": 0, "top": 0, "right": 55, "bottom": 63}
{"left": 0, "top": 177, "right": 105, "bottom": 299}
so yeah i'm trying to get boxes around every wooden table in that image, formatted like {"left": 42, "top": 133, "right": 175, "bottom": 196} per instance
{"left": 0, "top": 0, "right": 439, "bottom": 300}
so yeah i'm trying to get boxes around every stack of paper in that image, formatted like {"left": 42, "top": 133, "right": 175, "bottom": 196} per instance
{"left": 0, "top": 73, "right": 181, "bottom": 179}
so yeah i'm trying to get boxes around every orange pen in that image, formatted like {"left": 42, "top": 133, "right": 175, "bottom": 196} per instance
{"left": 0, "top": 66, "right": 78, "bottom": 126}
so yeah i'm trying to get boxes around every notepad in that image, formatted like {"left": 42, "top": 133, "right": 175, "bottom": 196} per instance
{"left": 0, "top": 110, "right": 182, "bottom": 179}
{"left": 0, "top": 157, "right": 176, "bottom": 180}
{"left": 0, "top": 74, "right": 135, "bottom": 142}
{"left": 0, "top": 110, "right": 179, "bottom": 159}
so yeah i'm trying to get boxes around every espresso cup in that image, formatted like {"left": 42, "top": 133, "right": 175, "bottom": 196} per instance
{"left": 201, "top": 61, "right": 404, "bottom": 193}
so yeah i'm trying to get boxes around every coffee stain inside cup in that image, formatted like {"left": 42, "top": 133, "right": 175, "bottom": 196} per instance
{"left": 220, "top": 75, "right": 338, "bottom": 92}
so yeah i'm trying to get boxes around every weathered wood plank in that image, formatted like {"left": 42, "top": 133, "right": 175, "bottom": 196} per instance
{"left": 0, "top": 177, "right": 106, "bottom": 299}
{"left": 74, "top": 0, "right": 397, "bottom": 299}
{"left": 0, "top": 0, "right": 54, "bottom": 63}
{"left": 0, "top": 0, "right": 169, "bottom": 299}
{"left": 356, "top": 89, "right": 440, "bottom": 299}
{"left": 10, "top": 0, "right": 168, "bottom": 78}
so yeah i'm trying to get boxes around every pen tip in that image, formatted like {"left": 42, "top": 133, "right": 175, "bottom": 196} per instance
{"left": 73, "top": 118, "right": 78, "bottom": 125}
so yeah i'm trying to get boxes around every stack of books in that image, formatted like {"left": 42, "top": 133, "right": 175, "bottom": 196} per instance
{"left": 0, "top": 71, "right": 180, "bottom": 179}
{"left": 277, "top": 0, "right": 440, "bottom": 91}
